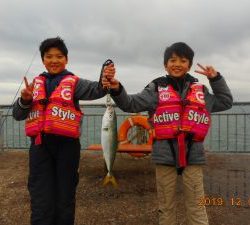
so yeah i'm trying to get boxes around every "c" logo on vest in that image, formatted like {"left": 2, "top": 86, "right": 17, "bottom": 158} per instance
{"left": 61, "top": 87, "right": 71, "bottom": 100}
{"left": 195, "top": 91, "right": 205, "bottom": 103}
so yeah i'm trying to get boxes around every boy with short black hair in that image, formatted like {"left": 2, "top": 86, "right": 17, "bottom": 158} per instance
{"left": 13, "top": 37, "right": 111, "bottom": 225}
{"left": 102, "top": 42, "right": 233, "bottom": 225}
{"left": 39, "top": 37, "right": 68, "bottom": 59}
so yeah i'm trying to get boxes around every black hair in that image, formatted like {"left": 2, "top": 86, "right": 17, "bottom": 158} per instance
{"left": 39, "top": 36, "right": 68, "bottom": 59}
{"left": 163, "top": 42, "right": 194, "bottom": 67}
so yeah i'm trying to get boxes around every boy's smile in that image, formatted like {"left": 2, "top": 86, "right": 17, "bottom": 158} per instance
{"left": 165, "top": 53, "right": 191, "bottom": 78}
{"left": 42, "top": 47, "right": 68, "bottom": 74}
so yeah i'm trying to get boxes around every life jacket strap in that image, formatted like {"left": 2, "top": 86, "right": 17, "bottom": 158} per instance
{"left": 178, "top": 132, "right": 187, "bottom": 168}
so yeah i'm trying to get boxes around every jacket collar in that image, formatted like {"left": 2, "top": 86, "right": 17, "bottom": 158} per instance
{"left": 40, "top": 69, "right": 74, "bottom": 79}
{"left": 166, "top": 73, "right": 198, "bottom": 83}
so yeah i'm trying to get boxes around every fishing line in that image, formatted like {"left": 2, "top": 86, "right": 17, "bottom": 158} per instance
{"left": 0, "top": 50, "right": 38, "bottom": 131}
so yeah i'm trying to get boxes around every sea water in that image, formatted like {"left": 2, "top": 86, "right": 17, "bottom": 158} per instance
{"left": 1, "top": 104, "right": 250, "bottom": 151}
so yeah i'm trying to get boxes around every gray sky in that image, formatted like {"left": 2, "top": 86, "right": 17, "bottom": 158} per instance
{"left": 0, "top": 0, "right": 250, "bottom": 104}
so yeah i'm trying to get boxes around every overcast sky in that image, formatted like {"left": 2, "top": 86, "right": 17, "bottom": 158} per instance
{"left": 0, "top": 0, "right": 250, "bottom": 104}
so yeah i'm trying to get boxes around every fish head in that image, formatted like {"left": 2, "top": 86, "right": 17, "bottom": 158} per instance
{"left": 102, "top": 106, "right": 117, "bottom": 128}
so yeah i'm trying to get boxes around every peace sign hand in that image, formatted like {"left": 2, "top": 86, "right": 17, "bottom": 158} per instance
{"left": 21, "top": 76, "right": 34, "bottom": 103}
{"left": 195, "top": 63, "right": 218, "bottom": 79}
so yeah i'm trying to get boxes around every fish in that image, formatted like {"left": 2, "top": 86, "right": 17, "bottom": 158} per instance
{"left": 101, "top": 94, "right": 118, "bottom": 187}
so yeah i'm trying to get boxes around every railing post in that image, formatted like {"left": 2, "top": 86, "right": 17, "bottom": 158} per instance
{"left": 0, "top": 111, "right": 3, "bottom": 151}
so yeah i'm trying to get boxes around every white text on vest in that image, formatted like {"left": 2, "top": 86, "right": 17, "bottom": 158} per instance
{"left": 51, "top": 106, "right": 76, "bottom": 120}
{"left": 154, "top": 111, "right": 180, "bottom": 123}
{"left": 188, "top": 110, "right": 209, "bottom": 124}
{"left": 28, "top": 110, "right": 39, "bottom": 120}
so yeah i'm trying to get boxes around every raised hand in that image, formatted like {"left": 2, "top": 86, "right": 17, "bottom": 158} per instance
{"left": 195, "top": 63, "right": 218, "bottom": 79}
{"left": 21, "top": 76, "right": 34, "bottom": 103}
{"left": 102, "top": 63, "right": 120, "bottom": 90}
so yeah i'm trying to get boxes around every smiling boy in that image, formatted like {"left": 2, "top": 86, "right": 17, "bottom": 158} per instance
{"left": 12, "top": 37, "right": 110, "bottom": 225}
{"left": 102, "top": 42, "right": 233, "bottom": 225}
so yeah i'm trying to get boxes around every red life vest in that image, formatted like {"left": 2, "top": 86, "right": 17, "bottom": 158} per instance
{"left": 152, "top": 83, "right": 211, "bottom": 142}
{"left": 152, "top": 82, "right": 211, "bottom": 168}
{"left": 25, "top": 75, "right": 83, "bottom": 144}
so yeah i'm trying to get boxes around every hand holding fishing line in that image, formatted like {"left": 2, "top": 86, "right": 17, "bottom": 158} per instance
{"left": 102, "top": 62, "right": 120, "bottom": 90}
{"left": 195, "top": 63, "right": 218, "bottom": 78}
{"left": 21, "top": 76, "right": 34, "bottom": 103}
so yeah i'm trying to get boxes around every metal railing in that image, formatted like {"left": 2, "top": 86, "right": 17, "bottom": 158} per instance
{"left": 0, "top": 105, "right": 250, "bottom": 152}
{"left": 205, "top": 113, "right": 250, "bottom": 152}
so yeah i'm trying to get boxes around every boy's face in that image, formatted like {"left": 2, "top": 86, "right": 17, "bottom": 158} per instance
{"left": 164, "top": 53, "right": 191, "bottom": 78}
{"left": 42, "top": 47, "right": 68, "bottom": 74}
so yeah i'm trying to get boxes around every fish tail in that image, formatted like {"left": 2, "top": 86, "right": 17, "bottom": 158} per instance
{"left": 103, "top": 174, "right": 118, "bottom": 188}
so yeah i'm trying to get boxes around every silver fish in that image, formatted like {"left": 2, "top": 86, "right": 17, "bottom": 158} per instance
{"left": 101, "top": 94, "right": 118, "bottom": 187}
